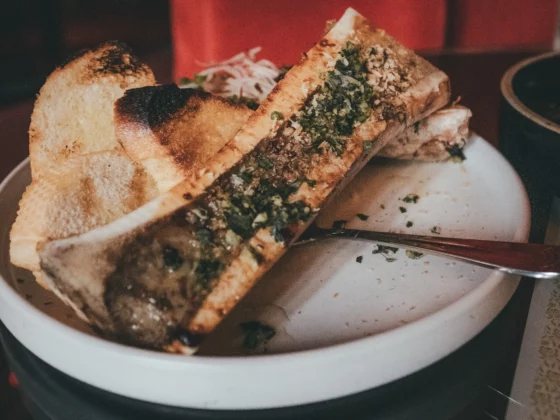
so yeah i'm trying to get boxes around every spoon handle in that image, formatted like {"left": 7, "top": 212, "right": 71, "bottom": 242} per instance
{"left": 294, "top": 227, "right": 560, "bottom": 279}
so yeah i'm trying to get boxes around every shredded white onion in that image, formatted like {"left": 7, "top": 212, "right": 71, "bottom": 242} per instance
{"left": 179, "top": 47, "right": 280, "bottom": 103}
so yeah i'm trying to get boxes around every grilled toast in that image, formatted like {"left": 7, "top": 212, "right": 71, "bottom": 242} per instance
{"left": 10, "top": 42, "right": 158, "bottom": 288}
{"left": 115, "top": 85, "right": 253, "bottom": 193}
{"left": 39, "top": 8, "right": 451, "bottom": 353}
{"left": 29, "top": 41, "right": 155, "bottom": 179}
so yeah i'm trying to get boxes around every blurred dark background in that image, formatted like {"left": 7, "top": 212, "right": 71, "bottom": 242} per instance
{"left": 0, "top": 0, "right": 170, "bottom": 105}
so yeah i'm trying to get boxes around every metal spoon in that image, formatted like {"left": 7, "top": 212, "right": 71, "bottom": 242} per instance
{"left": 294, "top": 225, "right": 560, "bottom": 279}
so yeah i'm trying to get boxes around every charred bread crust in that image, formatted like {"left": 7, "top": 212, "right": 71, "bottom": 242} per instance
{"left": 116, "top": 84, "right": 250, "bottom": 129}
{"left": 115, "top": 84, "right": 253, "bottom": 192}
{"left": 116, "top": 85, "right": 211, "bottom": 128}
{"left": 29, "top": 40, "right": 156, "bottom": 179}
{"left": 57, "top": 40, "right": 151, "bottom": 78}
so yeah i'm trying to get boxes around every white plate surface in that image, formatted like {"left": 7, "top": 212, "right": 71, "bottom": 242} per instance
{"left": 0, "top": 134, "right": 530, "bottom": 409}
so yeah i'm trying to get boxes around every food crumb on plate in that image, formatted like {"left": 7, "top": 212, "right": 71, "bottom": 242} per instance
{"left": 240, "top": 321, "right": 276, "bottom": 353}
{"left": 406, "top": 250, "right": 424, "bottom": 259}
{"left": 431, "top": 226, "right": 441, "bottom": 234}
{"left": 403, "top": 193, "right": 420, "bottom": 203}
{"left": 332, "top": 220, "right": 347, "bottom": 229}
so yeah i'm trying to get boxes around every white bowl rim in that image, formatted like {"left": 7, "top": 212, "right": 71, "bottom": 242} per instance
{"left": 0, "top": 141, "right": 531, "bottom": 369}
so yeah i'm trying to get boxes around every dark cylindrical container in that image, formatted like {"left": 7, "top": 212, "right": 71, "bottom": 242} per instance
{"left": 500, "top": 52, "right": 560, "bottom": 241}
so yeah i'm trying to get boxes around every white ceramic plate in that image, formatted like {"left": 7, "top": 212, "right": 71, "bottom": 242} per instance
{"left": 0, "top": 134, "right": 530, "bottom": 410}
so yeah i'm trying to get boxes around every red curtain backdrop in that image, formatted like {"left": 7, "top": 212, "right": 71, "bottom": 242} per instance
{"left": 447, "top": 0, "right": 558, "bottom": 50}
{"left": 171, "top": 0, "right": 446, "bottom": 79}
{"left": 171, "top": 0, "right": 558, "bottom": 80}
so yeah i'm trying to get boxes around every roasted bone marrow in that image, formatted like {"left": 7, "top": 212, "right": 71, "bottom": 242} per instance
{"left": 39, "top": 8, "right": 450, "bottom": 352}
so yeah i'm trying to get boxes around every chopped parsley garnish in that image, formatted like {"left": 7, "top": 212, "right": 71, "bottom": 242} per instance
{"left": 224, "top": 176, "right": 313, "bottom": 243}
{"left": 386, "top": 258, "right": 397, "bottom": 263}
{"left": 446, "top": 144, "right": 466, "bottom": 162}
{"left": 332, "top": 220, "right": 347, "bottom": 229}
{"left": 413, "top": 121, "right": 420, "bottom": 134}
{"left": 297, "top": 42, "right": 374, "bottom": 156}
{"left": 363, "top": 140, "right": 374, "bottom": 151}
{"left": 399, "top": 206, "right": 407, "bottom": 213}
{"left": 181, "top": 167, "right": 315, "bottom": 290}
{"left": 179, "top": 73, "right": 207, "bottom": 89}
{"left": 372, "top": 245, "right": 399, "bottom": 255}
{"left": 163, "top": 245, "right": 183, "bottom": 272}
{"left": 271, "top": 111, "right": 284, "bottom": 120}
{"left": 195, "top": 259, "right": 224, "bottom": 288}
{"left": 406, "top": 250, "right": 424, "bottom": 259}
{"left": 288, "top": 177, "right": 316, "bottom": 190}
{"left": 225, "top": 212, "right": 254, "bottom": 238}
{"left": 356, "top": 213, "right": 369, "bottom": 221}
{"left": 238, "top": 170, "right": 253, "bottom": 183}
{"left": 303, "top": 178, "right": 317, "bottom": 187}
{"left": 406, "top": 221, "right": 414, "bottom": 228}
{"left": 403, "top": 194, "right": 420, "bottom": 204}
{"left": 240, "top": 321, "right": 276, "bottom": 351}
{"left": 431, "top": 226, "right": 441, "bottom": 235}
{"left": 197, "top": 228, "right": 214, "bottom": 244}
{"left": 257, "top": 157, "right": 274, "bottom": 169}
{"left": 194, "top": 74, "right": 207, "bottom": 85}
{"left": 356, "top": 255, "right": 363, "bottom": 263}
{"left": 228, "top": 95, "right": 260, "bottom": 110}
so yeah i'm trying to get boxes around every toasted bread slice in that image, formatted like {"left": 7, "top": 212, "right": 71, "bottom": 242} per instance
{"left": 10, "top": 42, "right": 158, "bottom": 287}
{"left": 10, "top": 151, "right": 157, "bottom": 285}
{"left": 39, "top": 8, "right": 450, "bottom": 353}
{"left": 378, "top": 105, "right": 471, "bottom": 161}
{"left": 29, "top": 41, "right": 155, "bottom": 179}
{"left": 115, "top": 85, "right": 253, "bottom": 192}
